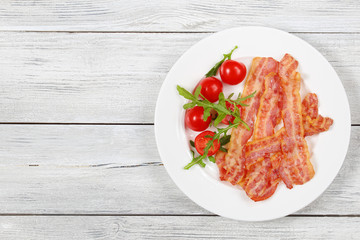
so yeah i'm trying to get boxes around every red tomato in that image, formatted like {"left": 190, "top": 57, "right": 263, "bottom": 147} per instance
{"left": 219, "top": 60, "right": 247, "bottom": 85}
{"left": 185, "top": 106, "right": 211, "bottom": 131}
{"left": 194, "top": 131, "right": 220, "bottom": 156}
{"left": 194, "top": 77, "right": 223, "bottom": 103}
{"left": 221, "top": 101, "right": 242, "bottom": 125}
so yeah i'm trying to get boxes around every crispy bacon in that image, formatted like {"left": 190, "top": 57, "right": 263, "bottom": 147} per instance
{"left": 245, "top": 93, "right": 333, "bottom": 161}
{"left": 217, "top": 57, "right": 279, "bottom": 185}
{"left": 303, "top": 115, "right": 334, "bottom": 137}
{"left": 244, "top": 153, "right": 282, "bottom": 201}
{"left": 302, "top": 93, "right": 333, "bottom": 137}
{"left": 253, "top": 73, "right": 282, "bottom": 140}
{"left": 242, "top": 73, "right": 283, "bottom": 200}
{"left": 302, "top": 93, "right": 318, "bottom": 119}
{"left": 215, "top": 54, "right": 333, "bottom": 201}
{"left": 245, "top": 114, "right": 333, "bottom": 163}
{"left": 278, "top": 54, "right": 314, "bottom": 189}
{"left": 245, "top": 129, "right": 285, "bottom": 166}
{"left": 215, "top": 150, "right": 227, "bottom": 181}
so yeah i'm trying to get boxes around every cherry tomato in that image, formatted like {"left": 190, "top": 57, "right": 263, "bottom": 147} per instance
{"left": 185, "top": 106, "right": 211, "bottom": 131}
{"left": 194, "top": 77, "right": 223, "bottom": 103}
{"left": 194, "top": 131, "right": 220, "bottom": 156}
{"left": 221, "top": 101, "right": 242, "bottom": 125}
{"left": 219, "top": 60, "right": 247, "bottom": 85}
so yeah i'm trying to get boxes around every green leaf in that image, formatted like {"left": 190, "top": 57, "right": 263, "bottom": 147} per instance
{"left": 225, "top": 45, "right": 238, "bottom": 60}
{"left": 234, "top": 102, "right": 249, "bottom": 107}
{"left": 228, "top": 93, "right": 234, "bottom": 99}
{"left": 220, "top": 135, "right": 231, "bottom": 146}
{"left": 198, "top": 160, "right": 206, "bottom": 167}
{"left": 184, "top": 155, "right": 206, "bottom": 169}
{"left": 208, "top": 156, "right": 216, "bottom": 163}
{"left": 190, "top": 140, "right": 195, "bottom": 148}
{"left": 194, "top": 85, "right": 202, "bottom": 99}
{"left": 205, "top": 61, "right": 223, "bottom": 78}
{"left": 213, "top": 113, "right": 226, "bottom": 127}
{"left": 203, "top": 107, "right": 212, "bottom": 121}
{"left": 220, "top": 146, "right": 228, "bottom": 152}
{"left": 183, "top": 102, "right": 196, "bottom": 109}
{"left": 218, "top": 92, "right": 226, "bottom": 106}
{"left": 237, "top": 91, "right": 256, "bottom": 102}
{"left": 177, "top": 85, "right": 196, "bottom": 101}
{"left": 177, "top": 81, "right": 257, "bottom": 169}
{"left": 233, "top": 117, "right": 250, "bottom": 130}
{"left": 205, "top": 46, "right": 238, "bottom": 77}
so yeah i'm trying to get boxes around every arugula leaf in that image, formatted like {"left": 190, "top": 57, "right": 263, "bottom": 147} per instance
{"left": 220, "top": 135, "right": 231, "bottom": 146}
{"left": 218, "top": 92, "right": 226, "bottom": 106}
{"left": 219, "top": 146, "right": 228, "bottom": 152}
{"left": 194, "top": 85, "right": 202, "bottom": 99}
{"left": 183, "top": 102, "right": 196, "bottom": 109}
{"left": 213, "top": 112, "right": 226, "bottom": 127}
{"left": 184, "top": 122, "right": 241, "bottom": 169}
{"left": 184, "top": 155, "right": 205, "bottom": 169}
{"left": 177, "top": 85, "right": 250, "bottom": 130}
{"left": 236, "top": 91, "right": 256, "bottom": 102}
{"left": 177, "top": 85, "right": 196, "bottom": 101}
{"left": 208, "top": 156, "right": 216, "bottom": 163}
{"left": 203, "top": 107, "right": 212, "bottom": 121}
{"left": 205, "top": 46, "right": 238, "bottom": 77}
{"left": 178, "top": 82, "right": 257, "bottom": 169}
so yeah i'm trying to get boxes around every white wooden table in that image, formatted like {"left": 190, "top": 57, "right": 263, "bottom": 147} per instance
{"left": 0, "top": 1, "right": 359, "bottom": 239}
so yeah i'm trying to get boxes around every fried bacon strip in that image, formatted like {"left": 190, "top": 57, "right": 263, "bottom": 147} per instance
{"left": 243, "top": 153, "right": 282, "bottom": 201}
{"left": 244, "top": 129, "right": 285, "bottom": 166}
{"left": 253, "top": 73, "right": 282, "bottom": 140}
{"left": 302, "top": 93, "right": 318, "bottom": 119}
{"left": 302, "top": 93, "right": 333, "bottom": 137}
{"left": 278, "top": 54, "right": 314, "bottom": 189}
{"left": 216, "top": 54, "right": 334, "bottom": 201}
{"left": 245, "top": 92, "right": 333, "bottom": 162}
{"left": 242, "top": 73, "right": 283, "bottom": 200}
{"left": 303, "top": 115, "right": 334, "bottom": 137}
{"left": 216, "top": 57, "right": 278, "bottom": 185}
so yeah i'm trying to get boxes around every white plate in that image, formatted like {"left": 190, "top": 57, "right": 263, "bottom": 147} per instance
{"left": 154, "top": 26, "right": 351, "bottom": 221}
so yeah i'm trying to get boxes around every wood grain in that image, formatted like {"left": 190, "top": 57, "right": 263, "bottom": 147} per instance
{"left": 0, "top": 216, "right": 359, "bottom": 239}
{"left": 0, "top": 125, "right": 357, "bottom": 215}
{"left": 0, "top": 32, "right": 358, "bottom": 123}
{"left": 1, "top": 0, "right": 359, "bottom": 32}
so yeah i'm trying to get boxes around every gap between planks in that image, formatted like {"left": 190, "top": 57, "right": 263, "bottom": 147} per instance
{"left": 0, "top": 122, "right": 154, "bottom": 125}
{"left": 0, "top": 214, "right": 359, "bottom": 218}
{"left": 0, "top": 123, "right": 358, "bottom": 127}
{"left": 0, "top": 30, "right": 359, "bottom": 34}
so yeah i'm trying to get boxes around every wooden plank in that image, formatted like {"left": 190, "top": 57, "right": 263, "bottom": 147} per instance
{"left": 0, "top": 125, "right": 158, "bottom": 166}
{"left": 0, "top": 32, "right": 359, "bottom": 123}
{"left": 0, "top": 216, "right": 359, "bottom": 239}
{"left": 0, "top": 1, "right": 359, "bottom": 32}
{"left": 0, "top": 124, "right": 358, "bottom": 215}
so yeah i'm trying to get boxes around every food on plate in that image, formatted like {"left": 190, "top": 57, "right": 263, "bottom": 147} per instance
{"left": 194, "top": 131, "right": 220, "bottom": 156}
{"left": 185, "top": 106, "right": 211, "bottom": 131}
{"left": 177, "top": 47, "right": 333, "bottom": 201}
{"left": 277, "top": 54, "right": 314, "bottom": 188}
{"left": 219, "top": 59, "right": 247, "bottom": 85}
{"left": 205, "top": 46, "right": 239, "bottom": 78}
{"left": 218, "top": 57, "right": 278, "bottom": 185}
{"left": 221, "top": 101, "right": 242, "bottom": 125}
{"left": 194, "top": 77, "right": 223, "bottom": 103}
